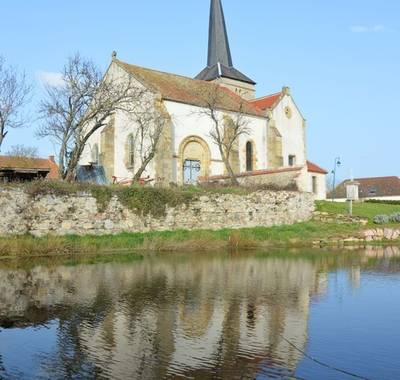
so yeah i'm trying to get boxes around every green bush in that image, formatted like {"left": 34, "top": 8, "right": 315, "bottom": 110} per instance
{"left": 373, "top": 215, "right": 390, "bottom": 224}
{"left": 116, "top": 186, "right": 194, "bottom": 218}
{"left": 390, "top": 212, "right": 400, "bottom": 223}
{"left": 366, "top": 199, "right": 400, "bottom": 206}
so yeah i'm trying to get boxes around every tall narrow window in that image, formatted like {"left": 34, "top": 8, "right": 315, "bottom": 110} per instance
{"left": 128, "top": 134, "right": 135, "bottom": 167}
{"left": 288, "top": 155, "right": 296, "bottom": 167}
{"left": 91, "top": 144, "right": 99, "bottom": 164}
{"left": 312, "top": 176, "right": 318, "bottom": 194}
{"left": 246, "top": 141, "right": 253, "bottom": 172}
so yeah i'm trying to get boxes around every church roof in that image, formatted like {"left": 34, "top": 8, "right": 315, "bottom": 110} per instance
{"left": 114, "top": 59, "right": 263, "bottom": 117}
{"left": 196, "top": 64, "right": 256, "bottom": 85}
{"left": 195, "top": 0, "right": 256, "bottom": 85}
{"left": 250, "top": 92, "right": 282, "bottom": 111}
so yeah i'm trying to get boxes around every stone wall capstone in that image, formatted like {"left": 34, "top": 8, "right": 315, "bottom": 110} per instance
{"left": 0, "top": 189, "right": 315, "bottom": 237}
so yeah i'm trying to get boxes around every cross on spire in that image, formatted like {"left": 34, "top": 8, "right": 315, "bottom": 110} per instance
{"left": 195, "top": 0, "right": 255, "bottom": 85}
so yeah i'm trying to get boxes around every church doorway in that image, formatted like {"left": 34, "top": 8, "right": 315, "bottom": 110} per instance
{"left": 178, "top": 136, "right": 211, "bottom": 185}
{"left": 183, "top": 160, "right": 201, "bottom": 184}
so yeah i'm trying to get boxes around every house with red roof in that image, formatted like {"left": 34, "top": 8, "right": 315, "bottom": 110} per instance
{"left": 330, "top": 176, "right": 400, "bottom": 202}
{"left": 0, "top": 155, "right": 58, "bottom": 182}
{"left": 79, "top": 0, "right": 328, "bottom": 199}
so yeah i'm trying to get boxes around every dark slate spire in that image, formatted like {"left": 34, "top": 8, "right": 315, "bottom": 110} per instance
{"left": 207, "top": 0, "right": 233, "bottom": 68}
{"left": 196, "top": 0, "right": 255, "bottom": 85}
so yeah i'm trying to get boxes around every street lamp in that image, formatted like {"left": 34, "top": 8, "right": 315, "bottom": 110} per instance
{"left": 331, "top": 157, "right": 341, "bottom": 202}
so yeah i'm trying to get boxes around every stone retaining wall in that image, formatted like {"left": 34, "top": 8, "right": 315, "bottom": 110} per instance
{"left": 312, "top": 228, "right": 400, "bottom": 247}
{"left": 313, "top": 211, "right": 369, "bottom": 225}
{"left": 363, "top": 228, "right": 400, "bottom": 242}
{"left": 0, "top": 189, "right": 315, "bottom": 237}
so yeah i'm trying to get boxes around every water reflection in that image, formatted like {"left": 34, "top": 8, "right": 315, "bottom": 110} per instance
{"left": 0, "top": 247, "right": 400, "bottom": 379}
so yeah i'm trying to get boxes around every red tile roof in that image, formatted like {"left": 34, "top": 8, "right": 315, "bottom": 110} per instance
{"left": 115, "top": 60, "right": 263, "bottom": 117}
{"left": 307, "top": 161, "right": 328, "bottom": 175}
{"left": 332, "top": 176, "right": 400, "bottom": 199}
{"left": 250, "top": 92, "right": 282, "bottom": 111}
{"left": 0, "top": 156, "right": 59, "bottom": 179}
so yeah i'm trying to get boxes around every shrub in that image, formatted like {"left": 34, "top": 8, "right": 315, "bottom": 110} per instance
{"left": 366, "top": 200, "right": 400, "bottom": 206}
{"left": 373, "top": 215, "right": 390, "bottom": 224}
{"left": 390, "top": 212, "right": 400, "bottom": 223}
{"left": 116, "top": 186, "right": 194, "bottom": 218}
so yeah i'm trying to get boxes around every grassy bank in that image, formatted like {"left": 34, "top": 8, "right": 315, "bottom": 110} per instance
{"left": 316, "top": 200, "right": 400, "bottom": 220}
{"left": 0, "top": 221, "right": 379, "bottom": 258}
{"left": 1, "top": 200, "right": 399, "bottom": 258}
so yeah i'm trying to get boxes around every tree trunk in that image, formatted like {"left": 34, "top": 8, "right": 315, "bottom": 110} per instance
{"left": 0, "top": 127, "right": 7, "bottom": 153}
{"left": 218, "top": 145, "right": 239, "bottom": 186}
{"left": 64, "top": 145, "right": 84, "bottom": 182}
{"left": 58, "top": 143, "right": 67, "bottom": 180}
{"left": 131, "top": 154, "right": 155, "bottom": 185}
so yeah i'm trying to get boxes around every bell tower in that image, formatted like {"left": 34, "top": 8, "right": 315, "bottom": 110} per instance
{"left": 195, "top": 0, "right": 256, "bottom": 100}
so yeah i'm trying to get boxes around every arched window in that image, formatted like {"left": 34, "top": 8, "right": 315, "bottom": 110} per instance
{"left": 128, "top": 134, "right": 135, "bottom": 167}
{"left": 246, "top": 141, "right": 253, "bottom": 172}
{"left": 91, "top": 144, "right": 99, "bottom": 164}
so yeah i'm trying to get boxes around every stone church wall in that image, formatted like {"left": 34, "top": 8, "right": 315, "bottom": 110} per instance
{"left": 0, "top": 189, "right": 314, "bottom": 237}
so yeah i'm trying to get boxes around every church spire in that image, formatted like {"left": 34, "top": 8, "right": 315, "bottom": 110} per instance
{"left": 195, "top": 0, "right": 255, "bottom": 86}
{"left": 207, "top": 0, "right": 233, "bottom": 68}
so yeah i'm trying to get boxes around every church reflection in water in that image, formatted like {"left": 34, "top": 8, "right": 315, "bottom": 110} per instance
{"left": 0, "top": 246, "right": 399, "bottom": 379}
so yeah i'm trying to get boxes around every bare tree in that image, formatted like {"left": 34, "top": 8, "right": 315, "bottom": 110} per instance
{"left": 129, "top": 97, "right": 167, "bottom": 183}
{"left": 38, "top": 53, "right": 163, "bottom": 182}
{"left": 6, "top": 144, "right": 39, "bottom": 158}
{"left": 198, "top": 85, "right": 250, "bottom": 185}
{"left": 0, "top": 56, "right": 31, "bottom": 152}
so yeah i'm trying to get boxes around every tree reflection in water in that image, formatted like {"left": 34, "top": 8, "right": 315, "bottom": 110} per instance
{"left": 0, "top": 246, "right": 399, "bottom": 380}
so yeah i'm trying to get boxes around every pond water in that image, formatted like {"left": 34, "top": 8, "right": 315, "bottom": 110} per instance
{"left": 0, "top": 246, "right": 400, "bottom": 380}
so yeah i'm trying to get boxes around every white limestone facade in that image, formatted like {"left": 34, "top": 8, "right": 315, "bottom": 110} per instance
{"left": 270, "top": 91, "right": 306, "bottom": 168}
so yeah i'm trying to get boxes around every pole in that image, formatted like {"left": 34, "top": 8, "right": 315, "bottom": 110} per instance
{"left": 349, "top": 199, "right": 353, "bottom": 216}
{"left": 332, "top": 167, "right": 336, "bottom": 202}
{"left": 331, "top": 157, "right": 341, "bottom": 202}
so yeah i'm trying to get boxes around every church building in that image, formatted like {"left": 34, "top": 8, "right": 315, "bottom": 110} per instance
{"left": 80, "top": 0, "right": 327, "bottom": 199}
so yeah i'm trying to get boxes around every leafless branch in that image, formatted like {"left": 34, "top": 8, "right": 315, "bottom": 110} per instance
{"left": 0, "top": 56, "right": 32, "bottom": 152}
{"left": 5, "top": 144, "right": 39, "bottom": 158}
{"left": 195, "top": 84, "right": 250, "bottom": 185}
{"left": 37, "top": 53, "right": 162, "bottom": 181}
{"left": 128, "top": 97, "right": 167, "bottom": 183}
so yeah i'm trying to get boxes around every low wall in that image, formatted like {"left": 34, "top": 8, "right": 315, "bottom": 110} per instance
{"left": 0, "top": 189, "right": 315, "bottom": 237}
{"left": 200, "top": 167, "right": 302, "bottom": 189}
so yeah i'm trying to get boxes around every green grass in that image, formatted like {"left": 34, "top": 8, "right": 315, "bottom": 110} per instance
{"left": 0, "top": 221, "right": 369, "bottom": 258}
{"left": 316, "top": 201, "right": 400, "bottom": 221}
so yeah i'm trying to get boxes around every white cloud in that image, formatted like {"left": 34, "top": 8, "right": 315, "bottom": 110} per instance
{"left": 350, "top": 24, "right": 386, "bottom": 33}
{"left": 37, "top": 71, "right": 65, "bottom": 87}
{"left": 372, "top": 25, "right": 385, "bottom": 32}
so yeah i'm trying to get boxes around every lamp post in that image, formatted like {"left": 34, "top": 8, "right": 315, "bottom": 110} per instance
{"left": 331, "top": 157, "right": 341, "bottom": 202}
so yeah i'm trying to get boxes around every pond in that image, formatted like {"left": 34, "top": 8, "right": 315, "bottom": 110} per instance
{"left": 0, "top": 246, "right": 400, "bottom": 379}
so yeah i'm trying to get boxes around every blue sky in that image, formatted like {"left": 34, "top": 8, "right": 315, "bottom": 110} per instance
{"left": 1, "top": 0, "right": 399, "bottom": 180}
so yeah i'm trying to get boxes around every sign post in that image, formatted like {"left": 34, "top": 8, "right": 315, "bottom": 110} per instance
{"left": 345, "top": 180, "right": 360, "bottom": 216}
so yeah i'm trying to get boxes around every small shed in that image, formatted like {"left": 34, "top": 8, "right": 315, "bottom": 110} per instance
{"left": 0, "top": 156, "right": 59, "bottom": 182}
